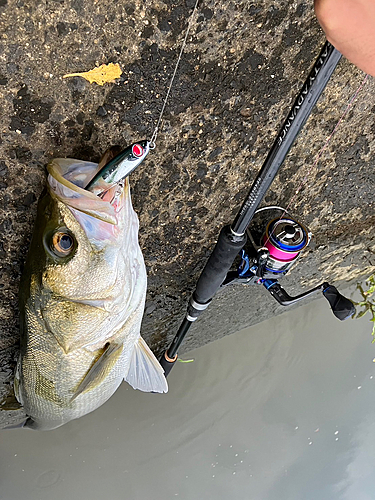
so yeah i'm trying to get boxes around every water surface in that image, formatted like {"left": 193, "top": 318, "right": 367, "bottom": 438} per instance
{"left": 1, "top": 293, "right": 374, "bottom": 500}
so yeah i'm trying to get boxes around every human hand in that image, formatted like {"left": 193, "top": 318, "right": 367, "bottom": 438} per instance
{"left": 315, "top": 0, "right": 375, "bottom": 76}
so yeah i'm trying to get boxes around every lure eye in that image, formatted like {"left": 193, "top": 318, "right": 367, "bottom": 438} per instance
{"left": 132, "top": 144, "right": 144, "bottom": 158}
{"left": 51, "top": 230, "right": 75, "bottom": 257}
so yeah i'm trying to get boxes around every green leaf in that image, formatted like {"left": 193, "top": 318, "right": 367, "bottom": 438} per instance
{"left": 354, "top": 276, "right": 375, "bottom": 340}
{"left": 357, "top": 284, "right": 366, "bottom": 298}
{"left": 356, "top": 309, "right": 369, "bottom": 319}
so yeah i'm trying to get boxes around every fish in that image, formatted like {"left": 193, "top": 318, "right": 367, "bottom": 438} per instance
{"left": 15, "top": 146, "right": 167, "bottom": 430}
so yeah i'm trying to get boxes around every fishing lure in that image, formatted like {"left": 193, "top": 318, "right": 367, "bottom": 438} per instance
{"left": 85, "top": 141, "right": 151, "bottom": 196}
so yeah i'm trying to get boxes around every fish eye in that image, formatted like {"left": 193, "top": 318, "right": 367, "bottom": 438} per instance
{"left": 50, "top": 230, "right": 75, "bottom": 257}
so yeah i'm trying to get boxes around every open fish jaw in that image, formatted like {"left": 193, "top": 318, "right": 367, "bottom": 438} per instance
{"left": 47, "top": 157, "right": 126, "bottom": 227}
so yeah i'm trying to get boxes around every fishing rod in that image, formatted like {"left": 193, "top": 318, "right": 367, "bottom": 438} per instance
{"left": 159, "top": 40, "right": 356, "bottom": 376}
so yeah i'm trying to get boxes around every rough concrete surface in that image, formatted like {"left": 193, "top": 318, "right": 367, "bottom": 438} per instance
{"left": 0, "top": 0, "right": 374, "bottom": 427}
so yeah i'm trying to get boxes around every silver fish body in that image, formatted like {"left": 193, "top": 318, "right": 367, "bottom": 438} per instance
{"left": 16, "top": 157, "right": 167, "bottom": 430}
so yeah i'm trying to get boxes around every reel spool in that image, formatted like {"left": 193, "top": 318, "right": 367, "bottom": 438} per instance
{"left": 262, "top": 218, "right": 310, "bottom": 277}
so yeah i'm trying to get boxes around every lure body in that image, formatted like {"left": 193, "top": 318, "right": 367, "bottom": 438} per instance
{"left": 85, "top": 141, "right": 150, "bottom": 196}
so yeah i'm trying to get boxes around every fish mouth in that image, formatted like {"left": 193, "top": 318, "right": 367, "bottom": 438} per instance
{"left": 47, "top": 158, "right": 129, "bottom": 226}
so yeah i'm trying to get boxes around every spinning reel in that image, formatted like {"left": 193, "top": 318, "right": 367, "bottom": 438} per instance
{"left": 223, "top": 207, "right": 355, "bottom": 321}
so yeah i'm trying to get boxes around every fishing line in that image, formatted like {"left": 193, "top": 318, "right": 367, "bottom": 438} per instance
{"left": 149, "top": 0, "right": 200, "bottom": 148}
{"left": 86, "top": 1, "right": 200, "bottom": 190}
{"left": 263, "top": 72, "right": 369, "bottom": 247}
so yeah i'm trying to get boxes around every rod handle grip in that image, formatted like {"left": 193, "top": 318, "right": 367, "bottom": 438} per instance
{"left": 194, "top": 225, "right": 247, "bottom": 305}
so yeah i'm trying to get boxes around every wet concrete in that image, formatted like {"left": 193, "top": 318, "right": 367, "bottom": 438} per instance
{"left": 0, "top": 0, "right": 375, "bottom": 426}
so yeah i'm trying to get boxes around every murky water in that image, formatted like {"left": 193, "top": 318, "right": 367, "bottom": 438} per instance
{"left": 1, "top": 291, "right": 375, "bottom": 500}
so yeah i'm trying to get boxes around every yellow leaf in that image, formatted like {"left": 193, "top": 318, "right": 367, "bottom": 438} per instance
{"left": 63, "top": 63, "right": 122, "bottom": 86}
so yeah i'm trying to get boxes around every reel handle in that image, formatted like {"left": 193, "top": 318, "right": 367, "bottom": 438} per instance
{"left": 322, "top": 283, "right": 356, "bottom": 321}
{"left": 263, "top": 280, "right": 356, "bottom": 321}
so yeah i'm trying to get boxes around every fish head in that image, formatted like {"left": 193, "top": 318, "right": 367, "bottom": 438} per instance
{"left": 20, "top": 157, "right": 141, "bottom": 305}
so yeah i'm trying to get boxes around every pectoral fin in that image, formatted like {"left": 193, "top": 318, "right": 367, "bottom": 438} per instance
{"left": 125, "top": 337, "right": 168, "bottom": 393}
{"left": 3, "top": 417, "right": 31, "bottom": 429}
{"left": 70, "top": 342, "right": 123, "bottom": 402}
